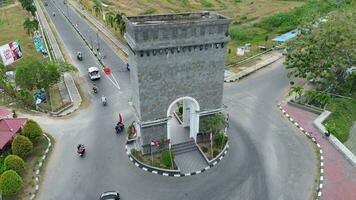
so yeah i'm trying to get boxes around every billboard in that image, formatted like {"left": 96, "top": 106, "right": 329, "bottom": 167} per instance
{"left": 0, "top": 40, "right": 23, "bottom": 66}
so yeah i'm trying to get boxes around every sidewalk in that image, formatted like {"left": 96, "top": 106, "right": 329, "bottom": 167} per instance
{"left": 283, "top": 103, "right": 356, "bottom": 200}
{"left": 35, "top": 0, "right": 82, "bottom": 116}
{"left": 224, "top": 52, "right": 283, "bottom": 82}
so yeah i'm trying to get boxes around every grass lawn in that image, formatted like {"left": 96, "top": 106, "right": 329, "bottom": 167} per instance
{"left": 0, "top": 3, "right": 42, "bottom": 65}
{"left": 325, "top": 94, "right": 356, "bottom": 143}
{"left": 49, "top": 84, "right": 66, "bottom": 112}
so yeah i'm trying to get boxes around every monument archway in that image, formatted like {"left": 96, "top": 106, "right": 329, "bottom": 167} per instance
{"left": 167, "top": 96, "right": 200, "bottom": 145}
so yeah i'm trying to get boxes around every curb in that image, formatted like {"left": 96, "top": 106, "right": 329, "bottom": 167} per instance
{"left": 29, "top": 133, "right": 52, "bottom": 200}
{"left": 277, "top": 104, "right": 324, "bottom": 200}
{"left": 125, "top": 144, "right": 229, "bottom": 177}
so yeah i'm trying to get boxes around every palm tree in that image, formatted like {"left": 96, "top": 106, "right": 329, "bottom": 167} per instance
{"left": 23, "top": 18, "right": 39, "bottom": 36}
{"left": 114, "top": 12, "right": 126, "bottom": 34}
{"left": 93, "top": 0, "right": 102, "bottom": 17}
{"left": 105, "top": 12, "right": 115, "bottom": 28}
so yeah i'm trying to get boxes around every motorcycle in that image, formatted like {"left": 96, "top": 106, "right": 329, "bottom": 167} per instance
{"left": 92, "top": 85, "right": 98, "bottom": 93}
{"left": 101, "top": 96, "right": 107, "bottom": 106}
{"left": 77, "top": 52, "right": 83, "bottom": 61}
{"left": 115, "top": 123, "right": 124, "bottom": 134}
{"left": 77, "top": 144, "right": 85, "bottom": 157}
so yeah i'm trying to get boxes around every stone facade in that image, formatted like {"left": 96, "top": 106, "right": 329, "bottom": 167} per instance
{"left": 124, "top": 12, "right": 231, "bottom": 147}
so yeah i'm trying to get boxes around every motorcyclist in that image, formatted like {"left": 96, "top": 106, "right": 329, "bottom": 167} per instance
{"left": 77, "top": 144, "right": 85, "bottom": 154}
{"left": 77, "top": 51, "right": 82, "bottom": 60}
{"left": 53, "top": 12, "right": 56, "bottom": 16}
{"left": 101, "top": 96, "right": 107, "bottom": 105}
{"left": 92, "top": 84, "right": 97, "bottom": 93}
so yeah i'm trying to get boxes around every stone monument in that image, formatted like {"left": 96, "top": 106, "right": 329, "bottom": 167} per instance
{"left": 124, "top": 12, "right": 231, "bottom": 153}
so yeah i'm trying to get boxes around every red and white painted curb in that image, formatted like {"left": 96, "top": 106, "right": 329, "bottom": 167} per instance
{"left": 277, "top": 104, "right": 324, "bottom": 200}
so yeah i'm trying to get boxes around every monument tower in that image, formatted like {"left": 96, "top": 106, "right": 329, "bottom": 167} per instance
{"left": 124, "top": 12, "right": 231, "bottom": 153}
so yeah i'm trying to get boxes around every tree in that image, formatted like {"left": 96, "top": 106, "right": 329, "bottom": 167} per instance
{"left": 93, "top": 0, "right": 103, "bottom": 17}
{"left": 0, "top": 170, "right": 23, "bottom": 196}
{"left": 288, "top": 85, "right": 304, "bottom": 99}
{"left": 11, "top": 135, "right": 33, "bottom": 158}
{"left": 160, "top": 150, "right": 174, "bottom": 168}
{"left": 199, "top": 113, "right": 225, "bottom": 134}
{"left": 105, "top": 12, "right": 115, "bottom": 27}
{"left": 22, "top": 119, "right": 43, "bottom": 141}
{"left": 4, "top": 155, "right": 25, "bottom": 174}
{"left": 23, "top": 18, "right": 39, "bottom": 36}
{"left": 285, "top": 7, "right": 356, "bottom": 94}
{"left": 15, "top": 58, "right": 61, "bottom": 91}
{"left": 26, "top": 4, "right": 37, "bottom": 17}
{"left": 114, "top": 12, "right": 125, "bottom": 34}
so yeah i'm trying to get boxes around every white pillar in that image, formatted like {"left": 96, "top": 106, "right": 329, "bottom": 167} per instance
{"left": 182, "top": 99, "right": 190, "bottom": 127}
{"left": 189, "top": 109, "right": 199, "bottom": 141}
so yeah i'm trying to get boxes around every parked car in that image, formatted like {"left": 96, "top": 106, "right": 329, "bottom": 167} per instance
{"left": 88, "top": 67, "right": 101, "bottom": 80}
{"left": 99, "top": 191, "right": 120, "bottom": 200}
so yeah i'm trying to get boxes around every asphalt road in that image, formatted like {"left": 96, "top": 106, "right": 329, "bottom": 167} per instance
{"left": 34, "top": 1, "right": 316, "bottom": 199}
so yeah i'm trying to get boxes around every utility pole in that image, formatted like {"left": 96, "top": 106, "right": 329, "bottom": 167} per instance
{"left": 96, "top": 31, "right": 100, "bottom": 52}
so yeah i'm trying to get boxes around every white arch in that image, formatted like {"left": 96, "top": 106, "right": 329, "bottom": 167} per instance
{"left": 167, "top": 96, "right": 200, "bottom": 146}
{"left": 166, "top": 96, "right": 200, "bottom": 117}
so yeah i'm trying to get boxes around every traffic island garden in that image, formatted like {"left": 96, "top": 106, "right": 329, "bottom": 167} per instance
{"left": 0, "top": 119, "right": 51, "bottom": 199}
{"left": 130, "top": 149, "right": 177, "bottom": 170}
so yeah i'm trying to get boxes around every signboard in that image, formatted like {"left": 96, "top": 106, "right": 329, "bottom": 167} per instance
{"left": 0, "top": 40, "right": 23, "bottom": 66}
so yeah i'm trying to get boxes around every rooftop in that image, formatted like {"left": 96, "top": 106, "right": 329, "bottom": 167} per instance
{"left": 125, "top": 12, "right": 229, "bottom": 26}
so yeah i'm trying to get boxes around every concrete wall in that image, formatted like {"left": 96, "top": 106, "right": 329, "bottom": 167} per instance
{"left": 141, "top": 123, "right": 167, "bottom": 147}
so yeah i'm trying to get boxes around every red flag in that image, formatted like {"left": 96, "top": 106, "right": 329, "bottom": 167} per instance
{"left": 118, "top": 113, "right": 123, "bottom": 124}
{"left": 131, "top": 126, "right": 136, "bottom": 137}
{"left": 151, "top": 138, "right": 159, "bottom": 146}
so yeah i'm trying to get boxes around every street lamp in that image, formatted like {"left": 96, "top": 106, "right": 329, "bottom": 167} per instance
{"left": 96, "top": 31, "right": 100, "bottom": 52}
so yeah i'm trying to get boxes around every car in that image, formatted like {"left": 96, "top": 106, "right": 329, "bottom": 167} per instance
{"left": 88, "top": 67, "right": 101, "bottom": 80}
{"left": 99, "top": 191, "right": 120, "bottom": 200}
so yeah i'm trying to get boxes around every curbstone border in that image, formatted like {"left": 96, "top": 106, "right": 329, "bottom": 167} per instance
{"left": 277, "top": 103, "right": 324, "bottom": 200}
{"left": 29, "top": 133, "right": 52, "bottom": 200}
{"left": 125, "top": 144, "right": 229, "bottom": 177}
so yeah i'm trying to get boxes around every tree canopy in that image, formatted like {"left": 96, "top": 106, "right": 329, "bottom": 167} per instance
{"left": 285, "top": 5, "right": 356, "bottom": 94}
{"left": 15, "top": 59, "right": 61, "bottom": 91}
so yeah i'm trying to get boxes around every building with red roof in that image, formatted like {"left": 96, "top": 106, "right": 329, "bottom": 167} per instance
{"left": 0, "top": 107, "right": 12, "bottom": 119}
{"left": 0, "top": 118, "right": 27, "bottom": 150}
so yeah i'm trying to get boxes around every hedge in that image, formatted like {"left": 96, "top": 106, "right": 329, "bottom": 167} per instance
{"left": 22, "top": 119, "right": 43, "bottom": 141}
{"left": 160, "top": 150, "right": 175, "bottom": 168}
{"left": 4, "top": 155, "right": 25, "bottom": 174}
{"left": 0, "top": 170, "right": 23, "bottom": 196}
{"left": 11, "top": 135, "right": 33, "bottom": 158}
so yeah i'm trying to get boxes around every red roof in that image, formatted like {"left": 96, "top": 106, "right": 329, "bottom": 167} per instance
{"left": 0, "top": 118, "right": 27, "bottom": 150}
{"left": 0, "top": 107, "right": 11, "bottom": 119}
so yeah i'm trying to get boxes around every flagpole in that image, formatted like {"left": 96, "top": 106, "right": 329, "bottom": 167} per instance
{"left": 169, "top": 141, "right": 173, "bottom": 170}
{"left": 151, "top": 143, "right": 153, "bottom": 165}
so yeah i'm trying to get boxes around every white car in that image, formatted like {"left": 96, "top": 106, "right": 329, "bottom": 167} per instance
{"left": 88, "top": 67, "right": 101, "bottom": 80}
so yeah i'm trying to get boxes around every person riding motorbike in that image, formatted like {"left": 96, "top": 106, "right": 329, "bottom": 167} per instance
{"left": 92, "top": 84, "right": 97, "bottom": 93}
{"left": 77, "top": 51, "right": 83, "bottom": 61}
{"left": 52, "top": 12, "right": 56, "bottom": 16}
{"left": 101, "top": 96, "right": 107, "bottom": 106}
{"left": 115, "top": 122, "right": 124, "bottom": 133}
{"left": 77, "top": 144, "right": 85, "bottom": 156}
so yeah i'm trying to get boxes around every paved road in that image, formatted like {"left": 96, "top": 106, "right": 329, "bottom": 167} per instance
{"left": 35, "top": 1, "right": 316, "bottom": 199}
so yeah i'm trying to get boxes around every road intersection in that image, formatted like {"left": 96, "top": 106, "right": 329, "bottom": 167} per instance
{"left": 33, "top": 0, "right": 316, "bottom": 199}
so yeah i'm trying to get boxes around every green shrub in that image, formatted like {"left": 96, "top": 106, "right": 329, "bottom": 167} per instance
{"left": 214, "top": 134, "right": 228, "bottom": 148}
{"left": 0, "top": 149, "right": 12, "bottom": 174}
{"left": 11, "top": 135, "right": 33, "bottom": 158}
{"left": 0, "top": 170, "right": 23, "bottom": 196}
{"left": 160, "top": 150, "right": 175, "bottom": 168}
{"left": 4, "top": 155, "right": 25, "bottom": 174}
{"left": 16, "top": 89, "right": 33, "bottom": 107}
{"left": 130, "top": 149, "right": 142, "bottom": 161}
{"left": 127, "top": 122, "right": 135, "bottom": 138}
{"left": 22, "top": 119, "right": 43, "bottom": 141}
{"left": 200, "top": 0, "right": 214, "bottom": 7}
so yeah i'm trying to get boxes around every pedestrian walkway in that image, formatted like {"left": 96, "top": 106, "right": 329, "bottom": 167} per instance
{"left": 170, "top": 115, "right": 190, "bottom": 144}
{"left": 175, "top": 150, "right": 208, "bottom": 173}
{"left": 283, "top": 103, "right": 356, "bottom": 200}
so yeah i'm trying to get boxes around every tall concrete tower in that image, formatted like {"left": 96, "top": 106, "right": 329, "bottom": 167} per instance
{"left": 124, "top": 12, "right": 231, "bottom": 153}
